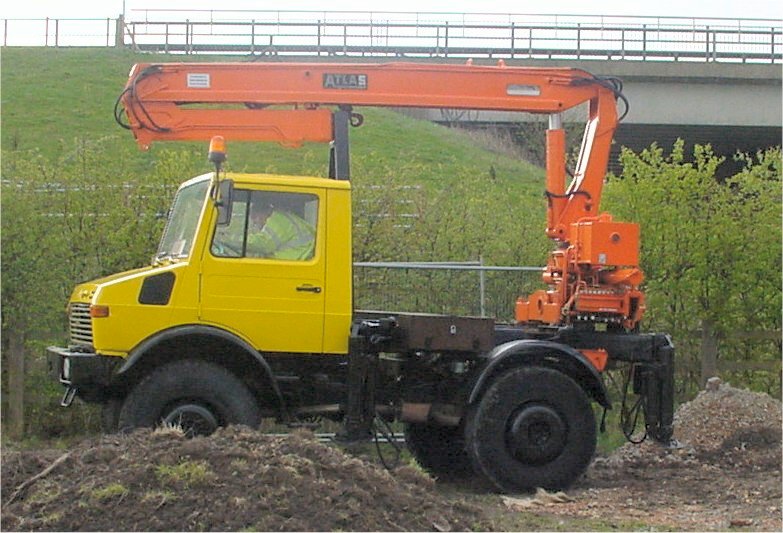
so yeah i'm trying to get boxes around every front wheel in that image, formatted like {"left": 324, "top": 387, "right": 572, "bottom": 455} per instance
{"left": 118, "top": 359, "right": 261, "bottom": 436}
{"left": 465, "top": 366, "right": 596, "bottom": 492}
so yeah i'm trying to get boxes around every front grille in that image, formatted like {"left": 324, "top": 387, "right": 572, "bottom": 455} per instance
{"left": 69, "top": 303, "right": 93, "bottom": 346}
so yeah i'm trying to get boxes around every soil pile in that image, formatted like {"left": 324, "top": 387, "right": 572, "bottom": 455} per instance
{"left": 599, "top": 380, "right": 781, "bottom": 472}
{"left": 2, "top": 427, "right": 489, "bottom": 532}
{"left": 575, "top": 381, "right": 782, "bottom": 530}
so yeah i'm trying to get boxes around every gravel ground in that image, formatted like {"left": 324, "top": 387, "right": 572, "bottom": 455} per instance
{"left": 2, "top": 380, "right": 780, "bottom": 531}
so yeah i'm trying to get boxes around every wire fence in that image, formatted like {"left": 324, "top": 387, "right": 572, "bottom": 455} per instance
{"left": 2, "top": 11, "right": 781, "bottom": 63}
{"left": 353, "top": 260, "right": 542, "bottom": 321}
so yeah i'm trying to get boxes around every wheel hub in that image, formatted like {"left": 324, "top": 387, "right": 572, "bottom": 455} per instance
{"left": 507, "top": 404, "right": 567, "bottom": 465}
{"left": 163, "top": 403, "right": 219, "bottom": 437}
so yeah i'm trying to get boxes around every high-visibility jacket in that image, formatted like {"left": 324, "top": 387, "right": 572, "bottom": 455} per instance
{"left": 247, "top": 210, "right": 315, "bottom": 260}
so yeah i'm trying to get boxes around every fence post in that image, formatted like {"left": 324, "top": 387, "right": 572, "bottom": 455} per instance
{"left": 479, "top": 256, "right": 486, "bottom": 317}
{"left": 511, "top": 22, "right": 516, "bottom": 58}
{"left": 55, "top": 18, "right": 59, "bottom": 47}
{"left": 45, "top": 17, "right": 49, "bottom": 47}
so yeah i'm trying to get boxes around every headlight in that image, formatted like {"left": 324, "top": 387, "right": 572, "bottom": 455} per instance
{"left": 62, "top": 357, "right": 71, "bottom": 381}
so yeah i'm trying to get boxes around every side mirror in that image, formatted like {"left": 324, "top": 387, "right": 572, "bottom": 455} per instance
{"left": 216, "top": 179, "right": 234, "bottom": 225}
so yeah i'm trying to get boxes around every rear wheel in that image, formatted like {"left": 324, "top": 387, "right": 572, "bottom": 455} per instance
{"left": 404, "top": 423, "right": 472, "bottom": 479}
{"left": 118, "top": 359, "right": 261, "bottom": 436}
{"left": 465, "top": 366, "right": 596, "bottom": 492}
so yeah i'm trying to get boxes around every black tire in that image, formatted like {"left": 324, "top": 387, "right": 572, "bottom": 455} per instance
{"left": 465, "top": 366, "right": 596, "bottom": 493}
{"left": 118, "top": 359, "right": 261, "bottom": 436}
{"left": 404, "top": 423, "right": 472, "bottom": 479}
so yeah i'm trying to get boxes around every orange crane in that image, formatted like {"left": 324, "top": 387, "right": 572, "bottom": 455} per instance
{"left": 117, "top": 60, "right": 644, "bottom": 332}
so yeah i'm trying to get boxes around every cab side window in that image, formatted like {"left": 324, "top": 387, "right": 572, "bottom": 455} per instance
{"left": 212, "top": 189, "right": 318, "bottom": 261}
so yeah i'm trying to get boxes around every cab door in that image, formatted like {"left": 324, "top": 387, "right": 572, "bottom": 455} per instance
{"left": 199, "top": 185, "right": 326, "bottom": 353}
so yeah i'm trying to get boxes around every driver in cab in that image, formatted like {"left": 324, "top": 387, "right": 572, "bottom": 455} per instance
{"left": 246, "top": 196, "right": 315, "bottom": 260}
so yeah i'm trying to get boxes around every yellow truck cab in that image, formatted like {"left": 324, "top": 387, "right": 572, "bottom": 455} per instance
{"left": 49, "top": 171, "right": 354, "bottom": 425}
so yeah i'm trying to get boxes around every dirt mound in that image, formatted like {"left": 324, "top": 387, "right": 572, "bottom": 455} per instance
{"left": 601, "top": 381, "right": 782, "bottom": 472}
{"left": 1, "top": 427, "right": 490, "bottom": 532}
{"left": 674, "top": 382, "right": 782, "bottom": 471}
{"left": 578, "top": 381, "right": 782, "bottom": 530}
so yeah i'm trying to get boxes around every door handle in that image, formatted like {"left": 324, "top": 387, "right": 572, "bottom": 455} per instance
{"left": 296, "top": 285, "right": 322, "bottom": 293}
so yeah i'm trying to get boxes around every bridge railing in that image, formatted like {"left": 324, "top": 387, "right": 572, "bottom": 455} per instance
{"left": 2, "top": 11, "right": 781, "bottom": 63}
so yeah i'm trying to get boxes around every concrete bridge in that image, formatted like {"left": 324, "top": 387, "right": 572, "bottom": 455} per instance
{"left": 113, "top": 10, "right": 780, "bottom": 170}
{"left": 398, "top": 58, "right": 781, "bottom": 175}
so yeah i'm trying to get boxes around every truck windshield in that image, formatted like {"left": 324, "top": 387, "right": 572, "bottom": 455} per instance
{"left": 155, "top": 179, "right": 210, "bottom": 262}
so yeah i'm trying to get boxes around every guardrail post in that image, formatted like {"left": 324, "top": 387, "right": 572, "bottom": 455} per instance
{"left": 621, "top": 29, "right": 625, "bottom": 59}
{"left": 528, "top": 27, "right": 533, "bottom": 57}
{"left": 444, "top": 21, "right": 449, "bottom": 57}
{"left": 250, "top": 19, "right": 255, "bottom": 55}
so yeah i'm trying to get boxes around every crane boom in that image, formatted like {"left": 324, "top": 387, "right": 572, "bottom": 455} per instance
{"left": 117, "top": 60, "right": 644, "bottom": 329}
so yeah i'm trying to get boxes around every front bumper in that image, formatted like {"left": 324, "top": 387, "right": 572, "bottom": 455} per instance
{"left": 46, "top": 346, "right": 121, "bottom": 404}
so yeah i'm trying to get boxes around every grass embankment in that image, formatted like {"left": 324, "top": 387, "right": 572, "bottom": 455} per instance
{"left": 1, "top": 47, "right": 539, "bottom": 186}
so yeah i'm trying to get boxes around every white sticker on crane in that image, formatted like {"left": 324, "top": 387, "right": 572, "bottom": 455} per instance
{"left": 187, "top": 73, "right": 211, "bottom": 88}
